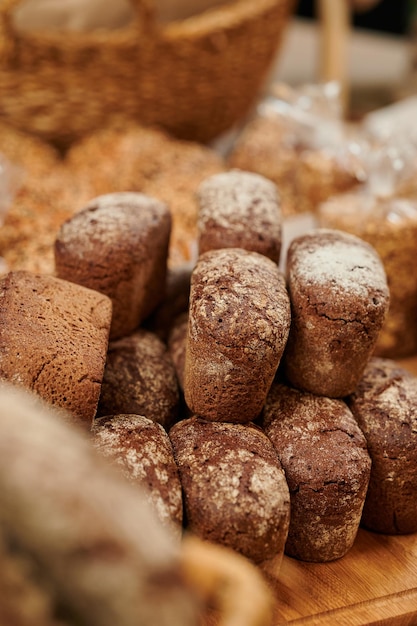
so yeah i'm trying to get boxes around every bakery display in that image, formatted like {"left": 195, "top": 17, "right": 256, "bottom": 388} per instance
{"left": 283, "top": 228, "right": 390, "bottom": 397}
{"left": 55, "top": 192, "right": 171, "bottom": 340}
{"left": 2, "top": 83, "right": 417, "bottom": 622}
{"left": 196, "top": 169, "right": 282, "bottom": 263}
{"left": 97, "top": 329, "right": 180, "bottom": 429}
{"left": 169, "top": 417, "right": 290, "bottom": 574}
{"left": 92, "top": 414, "right": 183, "bottom": 536}
{"left": 319, "top": 192, "right": 417, "bottom": 359}
{"left": 347, "top": 357, "right": 417, "bottom": 534}
{"left": 0, "top": 271, "right": 111, "bottom": 425}
{"left": 184, "top": 247, "right": 291, "bottom": 423}
{"left": 262, "top": 383, "right": 371, "bottom": 562}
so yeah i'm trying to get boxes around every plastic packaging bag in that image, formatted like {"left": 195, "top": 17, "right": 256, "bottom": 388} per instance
{"left": 227, "top": 82, "right": 363, "bottom": 217}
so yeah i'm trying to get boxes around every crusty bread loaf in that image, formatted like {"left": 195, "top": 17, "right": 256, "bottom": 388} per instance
{"left": 55, "top": 192, "right": 171, "bottom": 340}
{"left": 169, "top": 417, "right": 290, "bottom": 575}
{"left": 92, "top": 414, "right": 183, "bottom": 537}
{"left": 283, "top": 228, "right": 390, "bottom": 397}
{"left": 0, "top": 271, "right": 111, "bottom": 425}
{"left": 97, "top": 329, "right": 180, "bottom": 429}
{"left": 184, "top": 248, "right": 291, "bottom": 423}
{"left": 197, "top": 170, "right": 282, "bottom": 263}
{"left": 347, "top": 357, "right": 417, "bottom": 534}
{"left": 262, "top": 382, "right": 371, "bottom": 562}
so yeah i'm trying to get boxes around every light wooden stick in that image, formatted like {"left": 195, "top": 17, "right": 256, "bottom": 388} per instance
{"left": 317, "top": 0, "right": 351, "bottom": 115}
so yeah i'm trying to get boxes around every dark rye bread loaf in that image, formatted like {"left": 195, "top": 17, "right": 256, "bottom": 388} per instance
{"left": 283, "top": 229, "right": 390, "bottom": 397}
{"left": 197, "top": 170, "right": 282, "bottom": 263}
{"left": 54, "top": 192, "right": 171, "bottom": 340}
{"left": 97, "top": 330, "right": 180, "bottom": 429}
{"left": 92, "top": 414, "right": 183, "bottom": 537}
{"left": 262, "top": 382, "right": 371, "bottom": 562}
{"left": 184, "top": 248, "right": 291, "bottom": 423}
{"left": 0, "top": 271, "right": 112, "bottom": 425}
{"left": 169, "top": 417, "right": 290, "bottom": 575}
{"left": 347, "top": 357, "right": 417, "bottom": 534}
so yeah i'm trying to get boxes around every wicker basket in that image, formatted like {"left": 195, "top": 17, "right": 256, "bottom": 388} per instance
{"left": 0, "top": 0, "right": 294, "bottom": 148}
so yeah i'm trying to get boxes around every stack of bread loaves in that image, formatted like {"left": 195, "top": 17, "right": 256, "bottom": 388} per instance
{"left": 2, "top": 163, "right": 417, "bottom": 591}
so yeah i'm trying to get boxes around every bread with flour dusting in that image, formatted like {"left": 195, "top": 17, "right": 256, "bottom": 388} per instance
{"left": 55, "top": 192, "right": 171, "bottom": 340}
{"left": 169, "top": 416, "right": 290, "bottom": 575}
{"left": 347, "top": 357, "right": 417, "bottom": 534}
{"left": 184, "top": 248, "right": 291, "bottom": 423}
{"left": 92, "top": 414, "right": 183, "bottom": 537}
{"left": 283, "top": 229, "right": 389, "bottom": 397}
{"left": 262, "top": 382, "right": 371, "bottom": 562}
{"left": 197, "top": 169, "right": 282, "bottom": 263}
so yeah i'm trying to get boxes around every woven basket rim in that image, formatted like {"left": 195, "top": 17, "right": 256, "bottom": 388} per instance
{"left": 3, "top": 0, "right": 290, "bottom": 44}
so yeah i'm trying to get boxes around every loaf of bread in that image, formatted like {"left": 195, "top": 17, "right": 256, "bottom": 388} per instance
{"left": 0, "top": 271, "right": 112, "bottom": 425}
{"left": 283, "top": 228, "right": 390, "bottom": 397}
{"left": 347, "top": 357, "right": 417, "bottom": 534}
{"left": 0, "top": 384, "right": 199, "bottom": 626}
{"left": 184, "top": 248, "right": 291, "bottom": 423}
{"left": 55, "top": 192, "right": 171, "bottom": 340}
{"left": 169, "top": 417, "right": 290, "bottom": 575}
{"left": 319, "top": 192, "right": 417, "bottom": 359}
{"left": 197, "top": 170, "right": 282, "bottom": 263}
{"left": 92, "top": 414, "right": 183, "bottom": 536}
{"left": 262, "top": 382, "right": 371, "bottom": 562}
{"left": 97, "top": 329, "right": 180, "bottom": 429}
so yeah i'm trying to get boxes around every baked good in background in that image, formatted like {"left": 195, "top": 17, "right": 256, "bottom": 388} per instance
{"left": 92, "top": 414, "right": 183, "bottom": 536}
{"left": 261, "top": 383, "right": 371, "bottom": 562}
{"left": 0, "top": 122, "right": 225, "bottom": 276}
{"left": 97, "top": 329, "right": 180, "bottom": 430}
{"left": 0, "top": 271, "right": 111, "bottom": 425}
{"left": 169, "top": 417, "right": 290, "bottom": 576}
{"left": 283, "top": 228, "right": 390, "bottom": 397}
{"left": 347, "top": 357, "right": 417, "bottom": 534}
{"left": 227, "top": 114, "right": 360, "bottom": 217}
{"left": 184, "top": 248, "right": 291, "bottom": 423}
{"left": 197, "top": 169, "right": 282, "bottom": 263}
{"left": 55, "top": 192, "right": 171, "bottom": 340}
{"left": 319, "top": 192, "right": 417, "bottom": 359}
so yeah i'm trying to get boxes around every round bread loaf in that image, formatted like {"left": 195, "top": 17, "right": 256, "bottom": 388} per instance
{"left": 54, "top": 192, "right": 171, "bottom": 340}
{"left": 97, "top": 329, "right": 180, "bottom": 429}
{"left": 197, "top": 170, "right": 282, "bottom": 263}
{"left": 184, "top": 248, "right": 291, "bottom": 423}
{"left": 92, "top": 414, "right": 183, "bottom": 537}
{"left": 262, "top": 382, "right": 371, "bottom": 562}
{"left": 169, "top": 417, "right": 290, "bottom": 575}
{"left": 347, "top": 357, "right": 417, "bottom": 534}
{"left": 0, "top": 270, "right": 112, "bottom": 425}
{"left": 283, "top": 228, "right": 390, "bottom": 397}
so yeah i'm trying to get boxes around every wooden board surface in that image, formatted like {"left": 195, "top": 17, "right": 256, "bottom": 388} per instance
{"left": 268, "top": 355, "right": 417, "bottom": 625}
